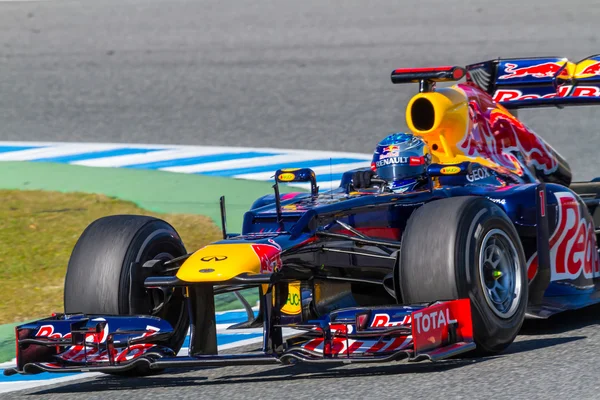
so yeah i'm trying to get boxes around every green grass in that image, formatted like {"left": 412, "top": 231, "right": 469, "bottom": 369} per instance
{"left": 0, "top": 189, "right": 228, "bottom": 325}
{"left": 215, "top": 289, "right": 260, "bottom": 312}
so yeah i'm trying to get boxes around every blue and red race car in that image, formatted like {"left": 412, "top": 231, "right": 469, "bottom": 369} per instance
{"left": 5, "top": 54, "right": 600, "bottom": 377}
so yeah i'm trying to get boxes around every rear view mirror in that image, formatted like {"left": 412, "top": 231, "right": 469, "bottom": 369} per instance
{"left": 275, "top": 168, "right": 319, "bottom": 197}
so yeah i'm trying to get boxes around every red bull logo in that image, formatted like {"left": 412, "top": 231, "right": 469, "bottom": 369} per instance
{"left": 459, "top": 85, "right": 558, "bottom": 175}
{"left": 493, "top": 86, "right": 600, "bottom": 102}
{"left": 252, "top": 240, "right": 282, "bottom": 273}
{"left": 380, "top": 145, "right": 400, "bottom": 159}
{"left": 527, "top": 192, "right": 600, "bottom": 281}
{"left": 36, "top": 323, "right": 161, "bottom": 364}
{"left": 578, "top": 61, "right": 600, "bottom": 76}
{"left": 498, "top": 62, "right": 568, "bottom": 80}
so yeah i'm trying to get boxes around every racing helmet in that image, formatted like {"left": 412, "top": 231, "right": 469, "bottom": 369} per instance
{"left": 371, "top": 132, "right": 431, "bottom": 182}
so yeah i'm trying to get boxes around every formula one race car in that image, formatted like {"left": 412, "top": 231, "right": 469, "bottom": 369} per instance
{"left": 6, "top": 54, "right": 600, "bottom": 377}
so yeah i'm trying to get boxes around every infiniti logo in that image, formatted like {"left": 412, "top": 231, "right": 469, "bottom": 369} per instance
{"left": 200, "top": 255, "right": 228, "bottom": 262}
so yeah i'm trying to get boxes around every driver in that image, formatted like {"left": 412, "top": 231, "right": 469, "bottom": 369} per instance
{"left": 352, "top": 132, "right": 432, "bottom": 193}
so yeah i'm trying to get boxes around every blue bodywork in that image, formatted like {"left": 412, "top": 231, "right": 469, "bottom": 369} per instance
{"left": 235, "top": 161, "right": 600, "bottom": 319}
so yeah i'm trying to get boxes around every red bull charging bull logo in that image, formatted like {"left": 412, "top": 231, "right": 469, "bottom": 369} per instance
{"left": 380, "top": 145, "right": 400, "bottom": 159}
{"left": 458, "top": 85, "right": 558, "bottom": 175}
{"left": 498, "top": 62, "right": 569, "bottom": 80}
{"left": 252, "top": 239, "right": 282, "bottom": 273}
{"left": 578, "top": 61, "right": 600, "bottom": 77}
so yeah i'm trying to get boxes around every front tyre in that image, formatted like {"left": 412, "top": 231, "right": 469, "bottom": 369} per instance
{"left": 399, "top": 196, "right": 527, "bottom": 354}
{"left": 64, "top": 215, "right": 189, "bottom": 373}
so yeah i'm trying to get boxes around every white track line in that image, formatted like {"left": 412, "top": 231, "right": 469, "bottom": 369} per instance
{"left": 71, "top": 148, "right": 236, "bottom": 167}
{"left": 0, "top": 141, "right": 373, "bottom": 160}
{"left": 0, "top": 144, "right": 125, "bottom": 161}
{"left": 162, "top": 153, "right": 332, "bottom": 174}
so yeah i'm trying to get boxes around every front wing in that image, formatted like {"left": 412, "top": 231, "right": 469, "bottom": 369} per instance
{"left": 4, "top": 299, "right": 474, "bottom": 376}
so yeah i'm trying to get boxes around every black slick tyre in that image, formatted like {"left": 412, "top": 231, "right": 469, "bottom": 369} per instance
{"left": 399, "top": 196, "right": 527, "bottom": 355}
{"left": 63, "top": 215, "right": 189, "bottom": 374}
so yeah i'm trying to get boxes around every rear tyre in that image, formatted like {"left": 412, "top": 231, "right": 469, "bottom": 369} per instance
{"left": 64, "top": 215, "right": 189, "bottom": 374}
{"left": 399, "top": 196, "right": 527, "bottom": 355}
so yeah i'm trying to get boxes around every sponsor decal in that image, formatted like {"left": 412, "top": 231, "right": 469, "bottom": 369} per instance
{"left": 375, "top": 156, "right": 409, "bottom": 168}
{"left": 409, "top": 156, "right": 425, "bottom": 166}
{"left": 34, "top": 321, "right": 162, "bottom": 364}
{"left": 380, "top": 144, "right": 400, "bottom": 159}
{"left": 36, "top": 325, "right": 72, "bottom": 340}
{"left": 440, "top": 166, "right": 461, "bottom": 175}
{"left": 37, "top": 319, "right": 109, "bottom": 344}
{"left": 370, "top": 313, "right": 411, "bottom": 328}
{"left": 252, "top": 240, "right": 283, "bottom": 273}
{"left": 459, "top": 85, "right": 559, "bottom": 175}
{"left": 527, "top": 192, "right": 600, "bottom": 281}
{"left": 498, "top": 62, "right": 569, "bottom": 80}
{"left": 466, "top": 167, "right": 491, "bottom": 182}
{"left": 58, "top": 325, "right": 161, "bottom": 364}
{"left": 199, "top": 268, "right": 215, "bottom": 273}
{"left": 493, "top": 86, "right": 600, "bottom": 103}
{"left": 277, "top": 172, "right": 296, "bottom": 182}
{"left": 578, "top": 61, "right": 600, "bottom": 77}
{"left": 309, "top": 323, "right": 353, "bottom": 335}
{"left": 411, "top": 299, "right": 471, "bottom": 353}
{"left": 281, "top": 283, "right": 301, "bottom": 315}
{"left": 412, "top": 308, "right": 457, "bottom": 335}
{"left": 300, "top": 335, "right": 412, "bottom": 356}
{"left": 200, "top": 255, "right": 227, "bottom": 262}
{"left": 487, "top": 197, "right": 506, "bottom": 205}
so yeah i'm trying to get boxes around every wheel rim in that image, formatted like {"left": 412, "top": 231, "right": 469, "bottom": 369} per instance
{"left": 478, "top": 229, "right": 522, "bottom": 319}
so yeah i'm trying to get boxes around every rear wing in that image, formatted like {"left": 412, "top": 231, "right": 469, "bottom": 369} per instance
{"left": 465, "top": 54, "right": 600, "bottom": 109}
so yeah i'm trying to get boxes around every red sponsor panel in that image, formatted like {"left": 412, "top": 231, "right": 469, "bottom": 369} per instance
{"left": 411, "top": 299, "right": 473, "bottom": 354}
{"left": 409, "top": 156, "right": 425, "bottom": 166}
{"left": 527, "top": 192, "right": 600, "bottom": 281}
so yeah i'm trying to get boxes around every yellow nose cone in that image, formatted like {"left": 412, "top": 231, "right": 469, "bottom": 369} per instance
{"left": 176, "top": 244, "right": 261, "bottom": 283}
{"left": 176, "top": 243, "right": 282, "bottom": 283}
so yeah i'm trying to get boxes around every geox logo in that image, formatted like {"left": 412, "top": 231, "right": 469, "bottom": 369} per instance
{"left": 466, "top": 168, "right": 491, "bottom": 182}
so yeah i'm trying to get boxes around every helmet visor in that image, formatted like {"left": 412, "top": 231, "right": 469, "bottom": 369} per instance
{"left": 376, "top": 163, "right": 426, "bottom": 181}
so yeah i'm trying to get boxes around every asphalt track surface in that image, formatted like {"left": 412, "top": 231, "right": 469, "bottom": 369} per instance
{"left": 1, "top": 0, "right": 600, "bottom": 181}
{"left": 3, "top": 0, "right": 600, "bottom": 398}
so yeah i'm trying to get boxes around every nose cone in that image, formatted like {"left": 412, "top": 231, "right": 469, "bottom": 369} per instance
{"left": 176, "top": 243, "right": 281, "bottom": 283}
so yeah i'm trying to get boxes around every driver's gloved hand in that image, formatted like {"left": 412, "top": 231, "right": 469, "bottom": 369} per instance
{"left": 352, "top": 170, "right": 376, "bottom": 189}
